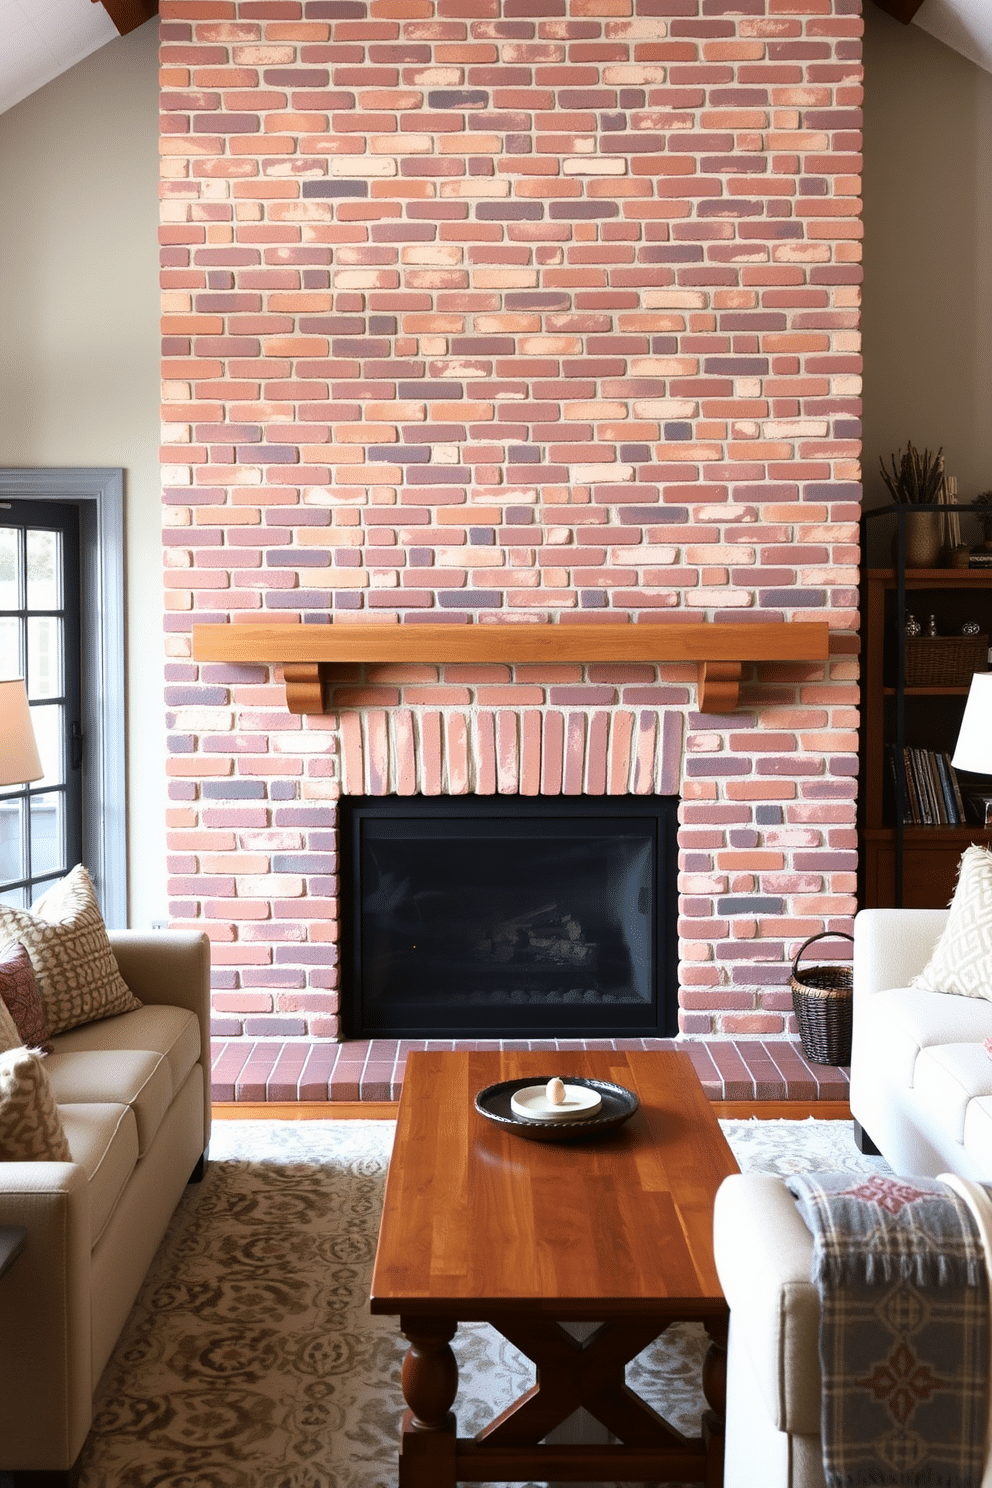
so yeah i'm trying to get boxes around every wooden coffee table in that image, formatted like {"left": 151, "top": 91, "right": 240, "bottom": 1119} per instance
{"left": 370, "top": 1049, "right": 738, "bottom": 1487}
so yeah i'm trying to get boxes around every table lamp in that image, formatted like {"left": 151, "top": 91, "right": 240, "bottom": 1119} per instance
{"left": 952, "top": 672, "right": 992, "bottom": 776}
{"left": 0, "top": 679, "right": 43, "bottom": 788}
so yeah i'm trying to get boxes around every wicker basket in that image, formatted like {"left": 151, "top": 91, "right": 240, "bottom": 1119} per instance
{"left": 904, "top": 636, "right": 988, "bottom": 688}
{"left": 790, "top": 931, "right": 854, "bottom": 1067}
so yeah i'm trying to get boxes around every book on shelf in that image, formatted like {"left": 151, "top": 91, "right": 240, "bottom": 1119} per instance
{"left": 938, "top": 748, "right": 963, "bottom": 824}
{"left": 887, "top": 745, "right": 917, "bottom": 825}
{"left": 944, "top": 751, "right": 968, "bottom": 821}
{"left": 887, "top": 745, "right": 965, "bottom": 826}
{"left": 910, "top": 748, "right": 938, "bottom": 824}
{"left": 910, "top": 747, "right": 940, "bottom": 824}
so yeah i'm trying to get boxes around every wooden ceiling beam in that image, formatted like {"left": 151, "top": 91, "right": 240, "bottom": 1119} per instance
{"left": 869, "top": 0, "right": 925, "bottom": 22}
{"left": 96, "top": 0, "right": 159, "bottom": 36}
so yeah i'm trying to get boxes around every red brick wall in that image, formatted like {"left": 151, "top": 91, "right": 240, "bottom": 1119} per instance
{"left": 160, "top": 0, "right": 863, "bottom": 1045}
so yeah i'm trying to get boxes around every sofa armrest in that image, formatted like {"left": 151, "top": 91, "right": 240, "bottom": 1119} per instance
{"left": 853, "top": 908, "right": 948, "bottom": 997}
{"left": 108, "top": 931, "right": 211, "bottom": 1147}
{"left": 108, "top": 930, "right": 209, "bottom": 1018}
{"left": 713, "top": 1173, "right": 821, "bottom": 1437}
{"left": 0, "top": 1164, "right": 93, "bottom": 1470}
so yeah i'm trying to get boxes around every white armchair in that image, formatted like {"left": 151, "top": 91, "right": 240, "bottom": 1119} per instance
{"left": 714, "top": 1173, "right": 825, "bottom": 1488}
{"left": 712, "top": 902, "right": 992, "bottom": 1488}
{"left": 713, "top": 1170, "right": 992, "bottom": 1488}
{"left": 850, "top": 907, "right": 992, "bottom": 1179}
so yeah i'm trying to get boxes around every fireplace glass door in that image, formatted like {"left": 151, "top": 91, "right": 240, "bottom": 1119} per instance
{"left": 340, "top": 795, "right": 678, "bottom": 1039}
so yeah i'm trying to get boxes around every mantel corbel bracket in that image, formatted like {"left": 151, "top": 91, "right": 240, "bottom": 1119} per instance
{"left": 696, "top": 661, "right": 744, "bottom": 714}
{"left": 283, "top": 663, "right": 324, "bottom": 715}
{"left": 192, "top": 621, "right": 831, "bottom": 715}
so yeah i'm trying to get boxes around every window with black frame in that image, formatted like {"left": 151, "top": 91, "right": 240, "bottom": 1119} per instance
{"left": 0, "top": 502, "right": 82, "bottom": 908}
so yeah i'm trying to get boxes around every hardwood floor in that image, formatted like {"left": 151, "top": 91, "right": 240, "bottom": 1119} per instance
{"left": 213, "top": 1101, "right": 400, "bottom": 1120}
{"left": 213, "top": 1098, "right": 851, "bottom": 1122}
{"left": 713, "top": 1100, "right": 851, "bottom": 1120}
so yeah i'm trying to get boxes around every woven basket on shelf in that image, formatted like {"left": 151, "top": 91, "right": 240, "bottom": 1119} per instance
{"left": 790, "top": 931, "right": 854, "bottom": 1067}
{"left": 904, "top": 636, "right": 988, "bottom": 688}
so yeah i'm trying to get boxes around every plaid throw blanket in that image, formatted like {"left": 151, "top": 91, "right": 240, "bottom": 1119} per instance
{"left": 787, "top": 1172, "right": 990, "bottom": 1488}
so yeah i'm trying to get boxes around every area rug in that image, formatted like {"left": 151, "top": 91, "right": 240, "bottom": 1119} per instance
{"left": 60, "top": 1118, "right": 890, "bottom": 1488}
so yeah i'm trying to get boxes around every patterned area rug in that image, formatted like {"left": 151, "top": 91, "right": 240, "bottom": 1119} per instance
{"left": 57, "top": 1117, "right": 889, "bottom": 1488}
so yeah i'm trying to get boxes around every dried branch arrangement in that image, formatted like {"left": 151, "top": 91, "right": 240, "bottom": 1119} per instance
{"left": 879, "top": 443, "right": 945, "bottom": 505}
{"left": 941, "top": 475, "right": 962, "bottom": 550}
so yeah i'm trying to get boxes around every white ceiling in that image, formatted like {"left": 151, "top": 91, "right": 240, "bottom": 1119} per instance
{"left": 0, "top": 0, "right": 116, "bottom": 116}
{"left": 0, "top": 0, "right": 989, "bottom": 119}
{"left": 914, "top": 0, "right": 992, "bottom": 73}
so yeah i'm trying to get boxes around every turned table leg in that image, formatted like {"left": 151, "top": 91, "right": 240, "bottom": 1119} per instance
{"left": 398, "top": 1315, "right": 458, "bottom": 1487}
{"left": 702, "top": 1312, "right": 729, "bottom": 1488}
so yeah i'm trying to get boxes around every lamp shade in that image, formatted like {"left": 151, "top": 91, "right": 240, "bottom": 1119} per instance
{"left": 0, "top": 679, "right": 43, "bottom": 787}
{"left": 952, "top": 672, "right": 992, "bottom": 775}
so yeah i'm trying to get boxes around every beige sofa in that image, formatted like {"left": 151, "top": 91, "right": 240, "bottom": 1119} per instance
{"left": 0, "top": 931, "right": 211, "bottom": 1485}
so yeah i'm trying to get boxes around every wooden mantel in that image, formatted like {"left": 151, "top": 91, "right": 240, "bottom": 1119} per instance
{"left": 192, "top": 621, "right": 832, "bottom": 714}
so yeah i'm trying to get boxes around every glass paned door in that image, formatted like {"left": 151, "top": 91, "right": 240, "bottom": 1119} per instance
{"left": 0, "top": 502, "right": 82, "bottom": 908}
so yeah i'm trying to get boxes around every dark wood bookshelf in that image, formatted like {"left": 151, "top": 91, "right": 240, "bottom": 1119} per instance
{"left": 860, "top": 563, "right": 992, "bottom": 908}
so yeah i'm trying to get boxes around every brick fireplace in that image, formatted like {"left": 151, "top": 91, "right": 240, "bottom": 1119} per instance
{"left": 160, "top": 0, "right": 863, "bottom": 1092}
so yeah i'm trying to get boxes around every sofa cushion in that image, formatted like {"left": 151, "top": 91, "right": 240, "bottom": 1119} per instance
{"left": 0, "top": 867, "right": 141, "bottom": 1037}
{"left": 58, "top": 1102, "right": 139, "bottom": 1246}
{"left": 45, "top": 1050, "right": 172, "bottom": 1157}
{"left": 0, "top": 941, "right": 51, "bottom": 1050}
{"left": 914, "top": 1044, "right": 992, "bottom": 1146}
{"left": 962, "top": 1095, "right": 992, "bottom": 1167}
{"left": 0, "top": 1047, "right": 71, "bottom": 1161}
{"left": 856, "top": 985, "right": 992, "bottom": 1089}
{"left": 913, "top": 845, "right": 992, "bottom": 1000}
{"left": 49, "top": 1005, "right": 200, "bottom": 1105}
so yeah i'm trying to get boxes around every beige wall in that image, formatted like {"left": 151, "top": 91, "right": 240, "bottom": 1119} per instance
{"left": 0, "top": 19, "right": 164, "bottom": 926}
{"left": 863, "top": 5, "right": 992, "bottom": 553}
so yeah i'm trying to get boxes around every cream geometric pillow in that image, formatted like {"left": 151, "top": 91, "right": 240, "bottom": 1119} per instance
{"left": 0, "top": 1047, "right": 70, "bottom": 1161}
{"left": 0, "top": 999, "right": 21, "bottom": 1054}
{"left": 0, "top": 865, "right": 141, "bottom": 1037}
{"left": 913, "top": 845, "right": 992, "bottom": 999}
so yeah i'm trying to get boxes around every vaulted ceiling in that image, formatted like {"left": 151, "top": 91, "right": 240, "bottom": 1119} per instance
{"left": 0, "top": 0, "right": 989, "bottom": 119}
{"left": 0, "top": 0, "right": 155, "bottom": 117}
{"left": 878, "top": 0, "right": 992, "bottom": 73}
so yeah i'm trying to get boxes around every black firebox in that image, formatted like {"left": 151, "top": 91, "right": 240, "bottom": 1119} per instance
{"left": 339, "top": 795, "right": 679, "bottom": 1039}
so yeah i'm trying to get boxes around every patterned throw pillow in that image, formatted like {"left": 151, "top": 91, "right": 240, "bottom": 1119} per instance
{"left": 913, "top": 845, "right": 992, "bottom": 999}
{"left": 0, "top": 1047, "right": 70, "bottom": 1161}
{"left": 0, "top": 865, "right": 141, "bottom": 1037}
{"left": 0, "top": 941, "right": 51, "bottom": 1050}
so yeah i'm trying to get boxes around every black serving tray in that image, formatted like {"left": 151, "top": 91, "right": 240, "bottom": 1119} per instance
{"left": 474, "top": 1076, "right": 639, "bottom": 1143}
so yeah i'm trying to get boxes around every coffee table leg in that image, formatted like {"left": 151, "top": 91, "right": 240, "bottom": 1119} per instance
{"left": 702, "top": 1312, "right": 729, "bottom": 1488}
{"left": 398, "top": 1315, "right": 458, "bottom": 1487}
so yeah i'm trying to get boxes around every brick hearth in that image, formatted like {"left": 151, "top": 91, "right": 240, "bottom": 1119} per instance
{"left": 211, "top": 1037, "right": 850, "bottom": 1105}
